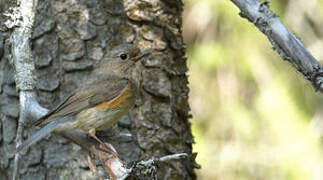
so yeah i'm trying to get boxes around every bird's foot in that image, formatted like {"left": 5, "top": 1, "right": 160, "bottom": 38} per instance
{"left": 89, "top": 128, "right": 119, "bottom": 158}
{"left": 87, "top": 152, "right": 97, "bottom": 173}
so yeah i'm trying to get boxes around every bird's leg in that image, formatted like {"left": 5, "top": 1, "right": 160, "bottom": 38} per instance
{"left": 88, "top": 128, "right": 118, "bottom": 157}
{"left": 89, "top": 128, "right": 107, "bottom": 148}
{"left": 87, "top": 152, "right": 97, "bottom": 173}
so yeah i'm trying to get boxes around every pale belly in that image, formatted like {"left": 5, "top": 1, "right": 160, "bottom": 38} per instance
{"left": 54, "top": 105, "right": 132, "bottom": 132}
{"left": 77, "top": 106, "right": 131, "bottom": 131}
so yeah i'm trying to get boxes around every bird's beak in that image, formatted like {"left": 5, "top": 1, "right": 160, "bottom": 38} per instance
{"left": 132, "top": 51, "right": 151, "bottom": 62}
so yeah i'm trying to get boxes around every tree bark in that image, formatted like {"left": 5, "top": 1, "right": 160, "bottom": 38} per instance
{"left": 0, "top": 0, "right": 196, "bottom": 179}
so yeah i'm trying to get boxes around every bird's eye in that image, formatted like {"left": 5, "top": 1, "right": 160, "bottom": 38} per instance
{"left": 119, "top": 53, "right": 128, "bottom": 60}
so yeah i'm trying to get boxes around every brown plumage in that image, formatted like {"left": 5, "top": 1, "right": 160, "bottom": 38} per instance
{"left": 16, "top": 44, "right": 149, "bottom": 153}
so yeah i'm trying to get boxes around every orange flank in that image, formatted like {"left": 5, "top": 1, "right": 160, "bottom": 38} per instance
{"left": 96, "top": 85, "right": 132, "bottom": 111}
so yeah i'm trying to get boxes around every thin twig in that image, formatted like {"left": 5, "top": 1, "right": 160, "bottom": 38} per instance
{"left": 128, "top": 153, "right": 189, "bottom": 180}
{"left": 229, "top": 0, "right": 323, "bottom": 92}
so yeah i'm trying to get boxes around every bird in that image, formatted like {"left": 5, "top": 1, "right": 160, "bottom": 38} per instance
{"left": 16, "top": 43, "right": 150, "bottom": 153}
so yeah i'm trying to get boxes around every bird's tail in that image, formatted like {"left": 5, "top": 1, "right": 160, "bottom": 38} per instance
{"left": 16, "top": 120, "right": 61, "bottom": 153}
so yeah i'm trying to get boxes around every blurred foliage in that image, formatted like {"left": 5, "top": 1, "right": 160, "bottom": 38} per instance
{"left": 183, "top": 0, "right": 323, "bottom": 179}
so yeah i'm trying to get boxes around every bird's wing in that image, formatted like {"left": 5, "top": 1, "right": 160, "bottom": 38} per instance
{"left": 34, "top": 78, "right": 129, "bottom": 127}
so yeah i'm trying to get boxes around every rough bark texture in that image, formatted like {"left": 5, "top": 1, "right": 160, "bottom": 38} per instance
{"left": 0, "top": 0, "right": 195, "bottom": 179}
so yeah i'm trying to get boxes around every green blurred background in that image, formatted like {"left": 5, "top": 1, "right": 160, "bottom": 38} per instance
{"left": 183, "top": 0, "right": 323, "bottom": 179}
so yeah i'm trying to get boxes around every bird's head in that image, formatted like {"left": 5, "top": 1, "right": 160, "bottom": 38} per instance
{"left": 97, "top": 44, "right": 150, "bottom": 79}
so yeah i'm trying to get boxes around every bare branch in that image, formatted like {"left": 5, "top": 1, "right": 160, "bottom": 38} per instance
{"left": 230, "top": 0, "right": 323, "bottom": 92}
{"left": 9, "top": 0, "right": 39, "bottom": 179}
{"left": 128, "top": 153, "right": 188, "bottom": 180}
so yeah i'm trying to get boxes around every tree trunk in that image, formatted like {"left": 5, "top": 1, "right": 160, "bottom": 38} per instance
{"left": 0, "top": 0, "right": 196, "bottom": 179}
